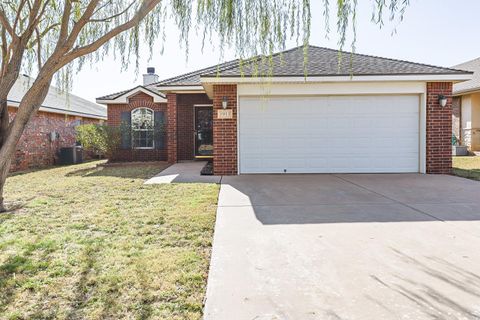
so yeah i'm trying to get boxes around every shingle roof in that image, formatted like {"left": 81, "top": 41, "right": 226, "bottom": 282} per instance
{"left": 98, "top": 45, "right": 471, "bottom": 99}
{"left": 452, "top": 57, "right": 480, "bottom": 95}
{"left": 154, "top": 58, "right": 240, "bottom": 86}
{"left": 203, "top": 45, "right": 470, "bottom": 78}
{"left": 96, "top": 85, "right": 166, "bottom": 101}
{"left": 9, "top": 75, "right": 106, "bottom": 119}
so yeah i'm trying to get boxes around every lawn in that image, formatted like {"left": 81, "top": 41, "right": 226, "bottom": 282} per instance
{"left": 0, "top": 161, "right": 219, "bottom": 320}
{"left": 452, "top": 156, "right": 480, "bottom": 180}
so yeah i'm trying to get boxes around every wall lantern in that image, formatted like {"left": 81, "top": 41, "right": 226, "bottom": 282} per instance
{"left": 222, "top": 96, "right": 228, "bottom": 109}
{"left": 438, "top": 95, "right": 448, "bottom": 108}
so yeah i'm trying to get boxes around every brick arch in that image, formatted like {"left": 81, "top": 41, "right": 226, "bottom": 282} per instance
{"left": 128, "top": 99, "right": 158, "bottom": 110}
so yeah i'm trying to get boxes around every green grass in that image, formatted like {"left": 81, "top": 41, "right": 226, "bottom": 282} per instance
{"left": 0, "top": 161, "right": 219, "bottom": 319}
{"left": 452, "top": 156, "right": 480, "bottom": 180}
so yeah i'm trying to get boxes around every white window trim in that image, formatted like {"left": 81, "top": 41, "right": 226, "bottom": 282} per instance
{"left": 131, "top": 107, "right": 155, "bottom": 150}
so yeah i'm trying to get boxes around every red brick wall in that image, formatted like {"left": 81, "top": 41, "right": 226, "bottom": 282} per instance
{"left": 166, "top": 93, "right": 177, "bottom": 163}
{"left": 107, "top": 92, "right": 167, "bottom": 162}
{"left": 176, "top": 94, "right": 212, "bottom": 160}
{"left": 426, "top": 82, "right": 453, "bottom": 174}
{"left": 213, "top": 85, "right": 237, "bottom": 175}
{"left": 8, "top": 107, "right": 102, "bottom": 172}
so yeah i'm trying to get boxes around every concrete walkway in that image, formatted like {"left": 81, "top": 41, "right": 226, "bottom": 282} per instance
{"left": 144, "top": 161, "right": 221, "bottom": 184}
{"left": 204, "top": 174, "right": 480, "bottom": 320}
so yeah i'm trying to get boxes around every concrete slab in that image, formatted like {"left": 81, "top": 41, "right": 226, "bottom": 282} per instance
{"left": 144, "top": 161, "right": 221, "bottom": 184}
{"left": 204, "top": 174, "right": 480, "bottom": 320}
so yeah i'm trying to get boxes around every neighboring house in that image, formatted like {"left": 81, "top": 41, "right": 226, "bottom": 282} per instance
{"left": 8, "top": 75, "right": 107, "bottom": 172}
{"left": 452, "top": 57, "right": 480, "bottom": 152}
{"left": 97, "top": 45, "right": 471, "bottom": 175}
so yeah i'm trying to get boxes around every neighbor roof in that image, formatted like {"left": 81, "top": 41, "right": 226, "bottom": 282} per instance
{"left": 202, "top": 46, "right": 470, "bottom": 78}
{"left": 452, "top": 57, "right": 480, "bottom": 95}
{"left": 9, "top": 75, "right": 106, "bottom": 119}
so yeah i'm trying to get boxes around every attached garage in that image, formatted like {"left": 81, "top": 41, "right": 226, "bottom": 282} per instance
{"left": 103, "top": 45, "right": 472, "bottom": 175}
{"left": 239, "top": 95, "right": 420, "bottom": 174}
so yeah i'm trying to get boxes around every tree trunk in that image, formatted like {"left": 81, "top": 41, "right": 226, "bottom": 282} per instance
{"left": 0, "top": 77, "right": 52, "bottom": 212}
{"left": 0, "top": 98, "right": 12, "bottom": 212}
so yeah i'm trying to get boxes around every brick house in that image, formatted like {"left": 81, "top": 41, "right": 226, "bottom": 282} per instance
{"left": 97, "top": 46, "right": 472, "bottom": 175}
{"left": 9, "top": 75, "right": 106, "bottom": 172}
{"left": 451, "top": 57, "right": 480, "bottom": 152}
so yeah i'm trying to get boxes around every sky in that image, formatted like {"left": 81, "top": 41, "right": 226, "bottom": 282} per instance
{"left": 70, "top": 0, "right": 480, "bottom": 103}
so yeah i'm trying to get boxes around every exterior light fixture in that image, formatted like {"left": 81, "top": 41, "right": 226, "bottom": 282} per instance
{"left": 438, "top": 95, "right": 448, "bottom": 108}
{"left": 222, "top": 96, "right": 228, "bottom": 109}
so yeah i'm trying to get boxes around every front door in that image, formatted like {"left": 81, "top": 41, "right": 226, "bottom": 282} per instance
{"left": 194, "top": 106, "right": 213, "bottom": 158}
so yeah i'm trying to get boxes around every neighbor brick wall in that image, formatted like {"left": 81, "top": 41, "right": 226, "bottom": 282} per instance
{"left": 213, "top": 84, "right": 237, "bottom": 175}
{"left": 8, "top": 106, "right": 101, "bottom": 172}
{"left": 426, "top": 82, "right": 453, "bottom": 174}
{"left": 176, "top": 94, "right": 212, "bottom": 160}
{"left": 107, "top": 92, "right": 167, "bottom": 162}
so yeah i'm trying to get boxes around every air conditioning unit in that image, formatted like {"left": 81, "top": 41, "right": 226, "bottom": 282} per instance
{"left": 58, "top": 146, "right": 83, "bottom": 165}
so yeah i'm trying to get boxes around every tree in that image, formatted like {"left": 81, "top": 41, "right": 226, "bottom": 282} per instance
{"left": 0, "top": 0, "right": 409, "bottom": 212}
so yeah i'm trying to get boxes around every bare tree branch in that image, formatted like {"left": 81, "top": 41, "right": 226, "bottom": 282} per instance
{"left": 89, "top": 1, "right": 136, "bottom": 23}
{"left": 0, "top": 9, "right": 15, "bottom": 38}
{"left": 12, "top": 0, "right": 28, "bottom": 33}
{"left": 62, "top": 0, "right": 161, "bottom": 66}
{"left": 58, "top": 0, "right": 72, "bottom": 45}
{"left": 63, "top": 0, "right": 101, "bottom": 49}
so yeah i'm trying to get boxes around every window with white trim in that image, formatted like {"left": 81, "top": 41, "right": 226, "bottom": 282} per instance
{"left": 131, "top": 108, "right": 154, "bottom": 149}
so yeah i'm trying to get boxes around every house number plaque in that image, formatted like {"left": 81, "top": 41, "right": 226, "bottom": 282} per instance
{"left": 217, "top": 109, "right": 233, "bottom": 119}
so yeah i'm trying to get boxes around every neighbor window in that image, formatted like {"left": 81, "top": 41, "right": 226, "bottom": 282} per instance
{"left": 131, "top": 108, "right": 154, "bottom": 149}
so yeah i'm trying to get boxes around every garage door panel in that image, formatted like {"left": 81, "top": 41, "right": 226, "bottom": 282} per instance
{"left": 239, "top": 95, "right": 420, "bottom": 173}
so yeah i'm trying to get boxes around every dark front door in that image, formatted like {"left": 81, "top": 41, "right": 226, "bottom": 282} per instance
{"left": 194, "top": 106, "right": 213, "bottom": 157}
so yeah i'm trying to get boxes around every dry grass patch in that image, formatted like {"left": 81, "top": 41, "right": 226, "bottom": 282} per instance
{"left": 0, "top": 161, "right": 219, "bottom": 319}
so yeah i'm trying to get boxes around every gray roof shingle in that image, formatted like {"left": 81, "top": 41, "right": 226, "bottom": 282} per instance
{"left": 204, "top": 45, "right": 470, "bottom": 78}
{"left": 154, "top": 58, "right": 240, "bottom": 86}
{"left": 98, "top": 45, "right": 471, "bottom": 99}
{"left": 10, "top": 75, "right": 106, "bottom": 119}
{"left": 453, "top": 57, "right": 480, "bottom": 95}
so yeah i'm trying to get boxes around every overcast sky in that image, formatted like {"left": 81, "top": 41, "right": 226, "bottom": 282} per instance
{"left": 70, "top": 0, "right": 480, "bottom": 102}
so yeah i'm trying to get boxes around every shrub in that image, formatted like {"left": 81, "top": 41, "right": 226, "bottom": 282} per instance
{"left": 76, "top": 124, "right": 122, "bottom": 158}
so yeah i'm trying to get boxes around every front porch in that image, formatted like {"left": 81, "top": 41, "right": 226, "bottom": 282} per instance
{"left": 166, "top": 85, "right": 238, "bottom": 176}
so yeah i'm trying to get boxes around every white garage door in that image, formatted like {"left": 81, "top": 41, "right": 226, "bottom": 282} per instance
{"left": 239, "top": 95, "right": 420, "bottom": 173}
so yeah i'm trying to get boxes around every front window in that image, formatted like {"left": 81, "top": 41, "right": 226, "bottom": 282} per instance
{"left": 131, "top": 108, "right": 154, "bottom": 149}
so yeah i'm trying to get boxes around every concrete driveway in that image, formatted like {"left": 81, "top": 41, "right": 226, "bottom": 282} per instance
{"left": 203, "top": 174, "right": 480, "bottom": 320}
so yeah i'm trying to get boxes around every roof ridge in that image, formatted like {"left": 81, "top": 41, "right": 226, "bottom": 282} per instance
{"left": 308, "top": 45, "right": 471, "bottom": 73}
{"left": 200, "top": 45, "right": 311, "bottom": 76}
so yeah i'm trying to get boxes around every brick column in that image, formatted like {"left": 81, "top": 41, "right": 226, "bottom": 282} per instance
{"left": 167, "top": 93, "right": 177, "bottom": 164}
{"left": 426, "top": 82, "right": 453, "bottom": 174}
{"left": 213, "top": 85, "right": 237, "bottom": 175}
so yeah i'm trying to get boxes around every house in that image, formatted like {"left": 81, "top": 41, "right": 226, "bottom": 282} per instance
{"left": 97, "top": 45, "right": 471, "bottom": 175}
{"left": 8, "top": 75, "right": 106, "bottom": 172}
{"left": 452, "top": 57, "right": 480, "bottom": 152}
